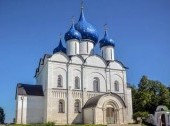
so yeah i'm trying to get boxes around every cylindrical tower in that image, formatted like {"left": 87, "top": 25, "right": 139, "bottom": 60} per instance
{"left": 75, "top": 4, "right": 98, "bottom": 58}
{"left": 99, "top": 27, "right": 115, "bottom": 61}
{"left": 64, "top": 19, "right": 81, "bottom": 56}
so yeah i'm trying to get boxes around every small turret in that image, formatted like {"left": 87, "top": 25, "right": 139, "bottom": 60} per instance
{"left": 99, "top": 25, "right": 115, "bottom": 61}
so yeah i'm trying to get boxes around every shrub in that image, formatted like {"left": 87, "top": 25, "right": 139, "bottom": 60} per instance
{"left": 133, "top": 111, "right": 149, "bottom": 123}
{"left": 44, "top": 122, "right": 55, "bottom": 126}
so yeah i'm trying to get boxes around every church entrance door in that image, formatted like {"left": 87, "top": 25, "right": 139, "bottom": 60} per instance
{"left": 106, "top": 107, "right": 115, "bottom": 124}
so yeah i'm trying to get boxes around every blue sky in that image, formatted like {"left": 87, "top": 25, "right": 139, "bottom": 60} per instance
{"left": 0, "top": 0, "right": 170, "bottom": 123}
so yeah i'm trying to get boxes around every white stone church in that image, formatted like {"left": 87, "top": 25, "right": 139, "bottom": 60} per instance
{"left": 15, "top": 2, "right": 133, "bottom": 125}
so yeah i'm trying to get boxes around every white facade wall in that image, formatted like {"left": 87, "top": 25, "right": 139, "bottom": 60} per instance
{"left": 48, "top": 62, "right": 67, "bottom": 89}
{"left": 84, "top": 108, "right": 94, "bottom": 124}
{"left": 79, "top": 40, "right": 94, "bottom": 55}
{"left": 110, "top": 72, "right": 124, "bottom": 93}
{"left": 85, "top": 68, "right": 106, "bottom": 92}
{"left": 16, "top": 96, "right": 27, "bottom": 124}
{"left": 101, "top": 46, "right": 114, "bottom": 61}
{"left": 69, "top": 66, "right": 82, "bottom": 90}
{"left": 36, "top": 62, "right": 48, "bottom": 90}
{"left": 16, "top": 95, "right": 44, "bottom": 124}
{"left": 26, "top": 96, "right": 44, "bottom": 123}
{"left": 46, "top": 90, "right": 67, "bottom": 124}
{"left": 66, "top": 40, "right": 79, "bottom": 56}
{"left": 17, "top": 52, "right": 132, "bottom": 124}
{"left": 126, "top": 88, "right": 133, "bottom": 123}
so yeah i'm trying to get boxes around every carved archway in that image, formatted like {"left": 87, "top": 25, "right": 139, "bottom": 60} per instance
{"left": 104, "top": 101, "right": 119, "bottom": 124}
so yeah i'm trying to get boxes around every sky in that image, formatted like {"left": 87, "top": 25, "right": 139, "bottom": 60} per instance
{"left": 0, "top": 0, "right": 170, "bottom": 123}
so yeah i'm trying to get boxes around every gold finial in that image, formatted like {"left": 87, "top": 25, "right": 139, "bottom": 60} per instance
{"left": 72, "top": 16, "right": 75, "bottom": 24}
{"left": 104, "top": 24, "right": 108, "bottom": 32}
{"left": 81, "top": 0, "right": 84, "bottom": 10}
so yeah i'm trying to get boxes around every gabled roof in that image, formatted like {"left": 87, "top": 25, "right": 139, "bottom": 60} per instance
{"left": 16, "top": 83, "right": 44, "bottom": 97}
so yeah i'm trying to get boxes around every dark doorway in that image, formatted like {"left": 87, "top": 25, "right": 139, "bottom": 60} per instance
{"left": 161, "top": 114, "right": 166, "bottom": 126}
{"left": 106, "top": 107, "right": 116, "bottom": 124}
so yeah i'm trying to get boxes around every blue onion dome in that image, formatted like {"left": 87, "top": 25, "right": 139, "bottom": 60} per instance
{"left": 75, "top": 7, "right": 99, "bottom": 44}
{"left": 53, "top": 38, "right": 66, "bottom": 54}
{"left": 64, "top": 19, "right": 82, "bottom": 41}
{"left": 99, "top": 28, "right": 115, "bottom": 48}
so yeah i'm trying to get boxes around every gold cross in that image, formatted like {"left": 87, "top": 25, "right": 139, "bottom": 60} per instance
{"left": 104, "top": 24, "right": 108, "bottom": 32}
{"left": 81, "top": 0, "right": 84, "bottom": 9}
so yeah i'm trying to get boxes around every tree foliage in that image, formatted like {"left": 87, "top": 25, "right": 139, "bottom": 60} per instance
{"left": 131, "top": 75, "right": 170, "bottom": 115}
{"left": 0, "top": 107, "right": 5, "bottom": 124}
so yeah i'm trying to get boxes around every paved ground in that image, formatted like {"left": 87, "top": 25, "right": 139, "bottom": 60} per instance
{"left": 107, "top": 124, "right": 142, "bottom": 126}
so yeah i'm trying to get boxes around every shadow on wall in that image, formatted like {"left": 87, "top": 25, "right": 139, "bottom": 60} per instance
{"left": 72, "top": 113, "right": 83, "bottom": 124}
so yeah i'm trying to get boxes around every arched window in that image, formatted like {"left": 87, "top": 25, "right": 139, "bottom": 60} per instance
{"left": 57, "top": 75, "right": 63, "bottom": 87}
{"left": 74, "top": 100, "right": 81, "bottom": 113}
{"left": 75, "top": 76, "right": 80, "bottom": 89}
{"left": 93, "top": 77, "right": 100, "bottom": 92}
{"left": 114, "top": 80, "right": 119, "bottom": 91}
{"left": 58, "top": 100, "right": 64, "bottom": 113}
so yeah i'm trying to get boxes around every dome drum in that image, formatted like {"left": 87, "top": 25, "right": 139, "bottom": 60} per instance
{"left": 66, "top": 39, "right": 79, "bottom": 56}
{"left": 101, "top": 46, "right": 114, "bottom": 61}
{"left": 79, "top": 40, "right": 94, "bottom": 56}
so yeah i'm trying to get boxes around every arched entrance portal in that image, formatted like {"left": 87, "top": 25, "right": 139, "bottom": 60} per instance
{"left": 83, "top": 93, "right": 127, "bottom": 124}
{"left": 161, "top": 114, "right": 166, "bottom": 126}
{"left": 105, "top": 101, "right": 118, "bottom": 124}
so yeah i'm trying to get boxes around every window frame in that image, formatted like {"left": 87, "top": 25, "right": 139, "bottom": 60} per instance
{"left": 75, "top": 76, "right": 80, "bottom": 89}
{"left": 57, "top": 75, "right": 63, "bottom": 87}
{"left": 74, "top": 100, "right": 81, "bottom": 113}
{"left": 114, "top": 80, "right": 119, "bottom": 91}
{"left": 58, "top": 100, "right": 64, "bottom": 113}
{"left": 93, "top": 77, "right": 100, "bottom": 92}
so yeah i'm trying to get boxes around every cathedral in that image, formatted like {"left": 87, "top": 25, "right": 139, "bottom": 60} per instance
{"left": 15, "top": 2, "right": 133, "bottom": 125}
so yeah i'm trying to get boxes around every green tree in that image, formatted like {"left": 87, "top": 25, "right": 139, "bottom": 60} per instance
{"left": 130, "top": 85, "right": 138, "bottom": 113}
{"left": 132, "top": 75, "right": 170, "bottom": 114}
{"left": 0, "top": 107, "right": 5, "bottom": 124}
{"left": 138, "top": 75, "right": 150, "bottom": 91}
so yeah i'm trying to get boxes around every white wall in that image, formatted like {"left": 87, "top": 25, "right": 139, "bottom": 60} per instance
{"left": 26, "top": 96, "right": 44, "bottom": 123}
{"left": 16, "top": 95, "right": 44, "bottom": 124}
{"left": 34, "top": 53, "right": 133, "bottom": 124}
{"left": 48, "top": 62, "right": 67, "bottom": 89}
{"left": 126, "top": 88, "right": 133, "bottom": 123}
{"left": 16, "top": 96, "right": 27, "bottom": 124}
{"left": 110, "top": 73, "right": 124, "bottom": 93}
{"left": 79, "top": 40, "right": 94, "bottom": 55}
{"left": 36, "top": 63, "right": 48, "bottom": 91}
{"left": 86, "top": 71, "right": 106, "bottom": 92}
{"left": 69, "top": 67, "right": 82, "bottom": 90}
{"left": 101, "top": 46, "right": 114, "bottom": 61}
{"left": 66, "top": 40, "right": 79, "bottom": 56}
{"left": 84, "top": 108, "right": 94, "bottom": 124}
{"left": 46, "top": 93, "right": 67, "bottom": 124}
